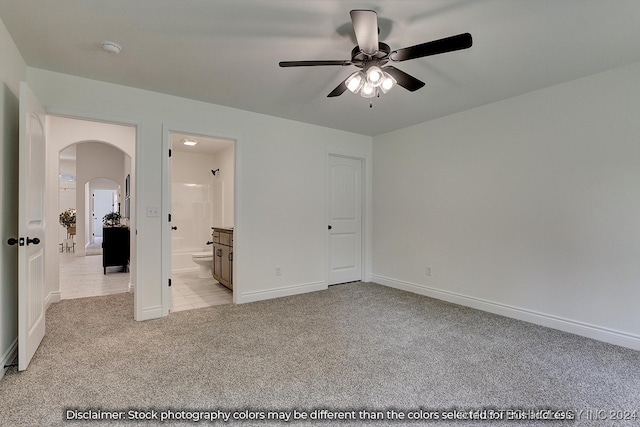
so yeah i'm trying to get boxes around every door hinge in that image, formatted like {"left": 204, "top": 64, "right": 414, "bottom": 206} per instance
{"left": 168, "top": 278, "right": 172, "bottom": 287}
{"left": 168, "top": 213, "right": 172, "bottom": 222}
{"left": 169, "top": 149, "right": 172, "bottom": 157}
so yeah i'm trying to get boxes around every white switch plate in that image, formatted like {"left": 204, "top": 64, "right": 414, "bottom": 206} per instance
{"left": 146, "top": 206, "right": 160, "bottom": 217}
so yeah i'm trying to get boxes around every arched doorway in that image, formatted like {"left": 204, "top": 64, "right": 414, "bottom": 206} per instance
{"left": 47, "top": 116, "right": 136, "bottom": 303}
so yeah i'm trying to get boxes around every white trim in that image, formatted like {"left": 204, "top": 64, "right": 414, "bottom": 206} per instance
{"left": 372, "top": 275, "right": 640, "bottom": 351}
{"left": 45, "top": 291, "right": 60, "bottom": 309}
{"left": 161, "top": 124, "right": 172, "bottom": 317}
{"left": 1, "top": 339, "right": 18, "bottom": 379}
{"left": 237, "top": 281, "right": 326, "bottom": 304}
{"left": 40, "top": 107, "right": 141, "bottom": 128}
{"left": 172, "top": 267, "right": 199, "bottom": 274}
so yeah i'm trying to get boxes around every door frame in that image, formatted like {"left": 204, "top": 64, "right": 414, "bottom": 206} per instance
{"left": 161, "top": 123, "right": 240, "bottom": 315}
{"left": 43, "top": 108, "right": 141, "bottom": 318}
{"left": 325, "top": 148, "right": 372, "bottom": 286}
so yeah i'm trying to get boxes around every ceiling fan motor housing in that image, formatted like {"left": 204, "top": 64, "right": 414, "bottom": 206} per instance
{"left": 351, "top": 42, "right": 391, "bottom": 69}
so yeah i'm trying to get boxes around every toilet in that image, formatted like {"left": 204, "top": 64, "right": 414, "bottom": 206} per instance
{"left": 192, "top": 251, "right": 214, "bottom": 278}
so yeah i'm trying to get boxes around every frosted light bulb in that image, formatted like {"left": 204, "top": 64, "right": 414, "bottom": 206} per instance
{"left": 345, "top": 71, "right": 365, "bottom": 93}
{"left": 360, "top": 82, "right": 376, "bottom": 98}
{"left": 366, "top": 66, "right": 383, "bottom": 87}
{"left": 380, "top": 72, "right": 397, "bottom": 93}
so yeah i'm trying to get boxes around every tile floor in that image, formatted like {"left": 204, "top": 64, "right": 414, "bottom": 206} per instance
{"left": 59, "top": 252, "right": 131, "bottom": 300}
{"left": 59, "top": 251, "right": 232, "bottom": 312}
{"left": 170, "top": 270, "right": 232, "bottom": 312}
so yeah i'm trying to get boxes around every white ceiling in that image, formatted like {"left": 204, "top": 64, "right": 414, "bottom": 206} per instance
{"left": 170, "top": 132, "right": 234, "bottom": 156}
{"left": 2, "top": 0, "right": 640, "bottom": 136}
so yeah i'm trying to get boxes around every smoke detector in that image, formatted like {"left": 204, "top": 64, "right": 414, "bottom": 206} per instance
{"left": 101, "top": 41, "right": 122, "bottom": 54}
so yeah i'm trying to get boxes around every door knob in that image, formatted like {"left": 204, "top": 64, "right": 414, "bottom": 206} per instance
{"left": 7, "top": 238, "right": 20, "bottom": 246}
{"left": 27, "top": 237, "right": 40, "bottom": 245}
{"left": 328, "top": 225, "right": 332, "bottom": 230}
{"left": 171, "top": 226, "right": 177, "bottom": 230}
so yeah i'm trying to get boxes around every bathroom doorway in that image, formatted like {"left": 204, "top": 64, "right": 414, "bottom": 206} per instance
{"left": 169, "top": 132, "right": 235, "bottom": 312}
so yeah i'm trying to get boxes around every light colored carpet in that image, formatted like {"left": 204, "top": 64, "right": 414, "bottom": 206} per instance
{"left": 1, "top": 283, "right": 639, "bottom": 426}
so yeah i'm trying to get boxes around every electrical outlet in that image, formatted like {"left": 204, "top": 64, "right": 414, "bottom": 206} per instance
{"left": 275, "top": 266, "right": 282, "bottom": 276}
{"left": 426, "top": 266, "right": 432, "bottom": 276}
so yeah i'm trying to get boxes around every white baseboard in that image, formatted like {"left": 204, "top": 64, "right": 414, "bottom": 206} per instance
{"left": 1, "top": 339, "right": 18, "bottom": 380}
{"left": 128, "top": 282, "right": 135, "bottom": 292}
{"left": 372, "top": 275, "right": 640, "bottom": 351}
{"left": 45, "top": 291, "right": 61, "bottom": 310}
{"left": 237, "top": 281, "right": 327, "bottom": 304}
{"left": 172, "top": 267, "right": 199, "bottom": 274}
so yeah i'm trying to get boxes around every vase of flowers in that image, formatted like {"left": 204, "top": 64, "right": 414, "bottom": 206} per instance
{"left": 102, "top": 212, "right": 122, "bottom": 227}
{"left": 59, "top": 208, "right": 76, "bottom": 237}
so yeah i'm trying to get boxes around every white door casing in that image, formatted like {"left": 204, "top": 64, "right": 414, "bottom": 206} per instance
{"left": 161, "top": 134, "right": 173, "bottom": 315}
{"left": 18, "top": 82, "right": 47, "bottom": 371}
{"left": 327, "top": 155, "right": 363, "bottom": 285}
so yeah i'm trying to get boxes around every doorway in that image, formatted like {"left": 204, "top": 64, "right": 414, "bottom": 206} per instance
{"left": 168, "top": 132, "right": 235, "bottom": 312}
{"left": 50, "top": 116, "right": 136, "bottom": 302}
{"left": 91, "top": 187, "right": 118, "bottom": 243}
{"left": 327, "top": 154, "right": 364, "bottom": 285}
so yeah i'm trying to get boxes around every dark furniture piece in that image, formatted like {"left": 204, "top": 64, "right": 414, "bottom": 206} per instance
{"left": 212, "top": 227, "right": 233, "bottom": 290}
{"left": 102, "top": 226, "right": 130, "bottom": 274}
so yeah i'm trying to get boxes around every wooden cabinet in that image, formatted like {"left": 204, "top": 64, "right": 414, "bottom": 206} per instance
{"left": 212, "top": 228, "right": 233, "bottom": 290}
{"left": 102, "top": 227, "right": 129, "bottom": 274}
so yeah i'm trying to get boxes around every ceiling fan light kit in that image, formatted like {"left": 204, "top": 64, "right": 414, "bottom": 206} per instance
{"left": 279, "top": 9, "right": 472, "bottom": 106}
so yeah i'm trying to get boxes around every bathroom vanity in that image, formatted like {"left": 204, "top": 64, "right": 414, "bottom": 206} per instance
{"left": 212, "top": 227, "right": 233, "bottom": 290}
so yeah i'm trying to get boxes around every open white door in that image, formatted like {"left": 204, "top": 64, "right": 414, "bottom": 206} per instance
{"left": 18, "top": 82, "right": 47, "bottom": 371}
{"left": 327, "top": 155, "right": 363, "bottom": 285}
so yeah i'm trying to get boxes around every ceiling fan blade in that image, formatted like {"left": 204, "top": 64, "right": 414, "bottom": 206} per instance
{"left": 279, "top": 60, "right": 351, "bottom": 67}
{"left": 327, "top": 79, "right": 348, "bottom": 97}
{"left": 390, "top": 33, "right": 472, "bottom": 62}
{"left": 383, "top": 66, "right": 426, "bottom": 92}
{"left": 350, "top": 9, "right": 379, "bottom": 55}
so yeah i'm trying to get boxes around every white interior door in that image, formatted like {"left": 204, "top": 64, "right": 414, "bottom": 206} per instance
{"left": 327, "top": 155, "right": 363, "bottom": 285}
{"left": 93, "top": 189, "right": 116, "bottom": 239}
{"left": 18, "top": 82, "right": 46, "bottom": 371}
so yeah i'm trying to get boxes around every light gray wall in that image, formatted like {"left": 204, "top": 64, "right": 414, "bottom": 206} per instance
{"left": 0, "top": 17, "right": 26, "bottom": 377}
{"left": 372, "top": 61, "right": 640, "bottom": 349}
{"left": 26, "top": 67, "right": 372, "bottom": 319}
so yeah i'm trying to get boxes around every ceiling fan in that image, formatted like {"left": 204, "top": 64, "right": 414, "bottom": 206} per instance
{"left": 279, "top": 10, "right": 472, "bottom": 102}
